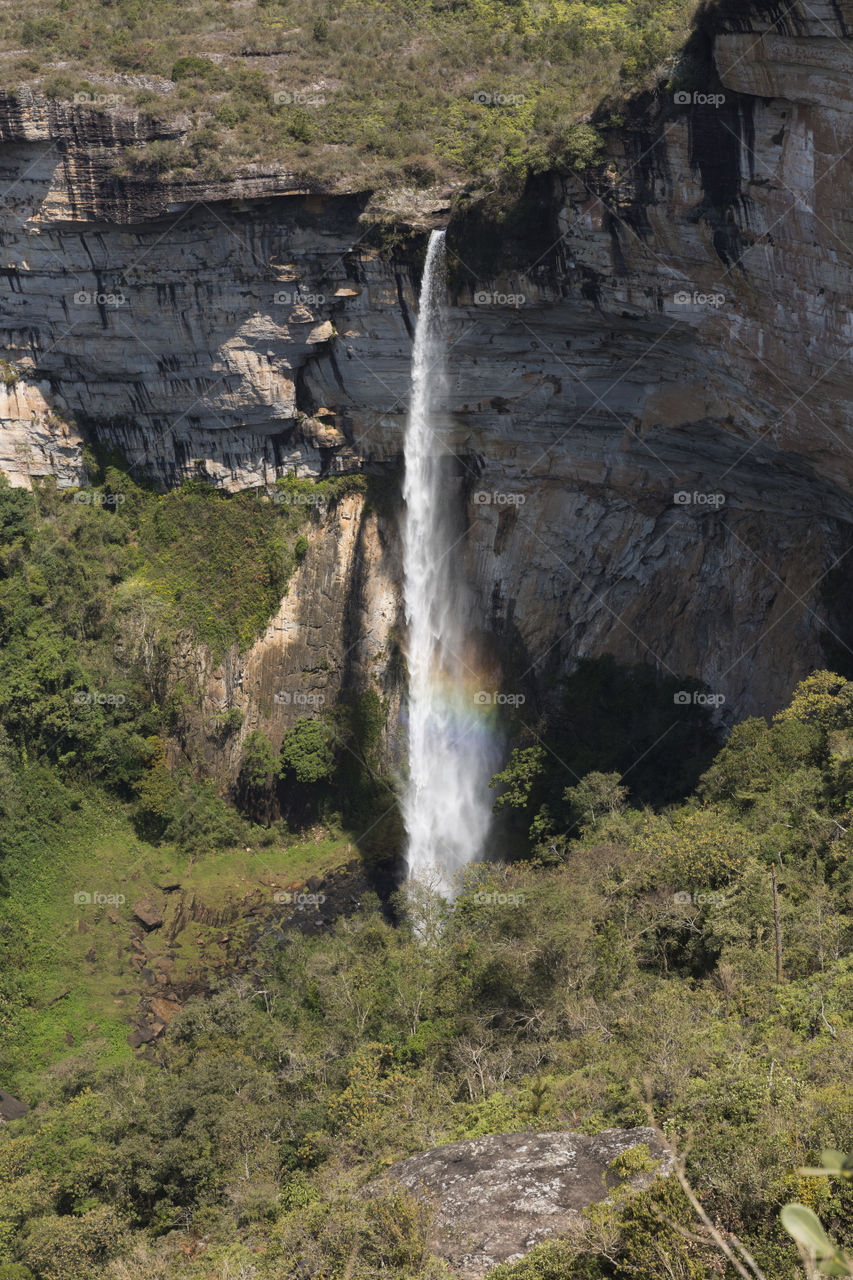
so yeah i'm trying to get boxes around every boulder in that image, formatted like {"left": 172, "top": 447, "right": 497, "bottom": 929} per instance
{"left": 379, "top": 1127, "right": 671, "bottom": 1278}
{"left": 0, "top": 1089, "right": 28, "bottom": 1122}
{"left": 133, "top": 898, "right": 165, "bottom": 929}
{"left": 126, "top": 1027, "right": 155, "bottom": 1048}
{"left": 148, "top": 997, "right": 181, "bottom": 1024}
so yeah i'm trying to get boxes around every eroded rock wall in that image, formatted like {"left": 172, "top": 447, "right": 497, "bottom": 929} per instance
{"left": 161, "top": 493, "right": 404, "bottom": 779}
{"left": 2, "top": 0, "right": 853, "bottom": 725}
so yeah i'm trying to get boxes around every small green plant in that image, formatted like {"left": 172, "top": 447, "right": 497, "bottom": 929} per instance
{"left": 171, "top": 55, "right": 221, "bottom": 82}
{"left": 782, "top": 1151, "right": 853, "bottom": 1277}
{"left": 215, "top": 102, "right": 239, "bottom": 127}
{"left": 606, "top": 1143, "right": 658, "bottom": 1180}
{"left": 212, "top": 707, "right": 243, "bottom": 739}
{"left": 0, "top": 360, "right": 21, "bottom": 388}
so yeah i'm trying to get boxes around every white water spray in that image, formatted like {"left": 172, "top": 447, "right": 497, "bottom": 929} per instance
{"left": 402, "top": 229, "right": 496, "bottom": 895}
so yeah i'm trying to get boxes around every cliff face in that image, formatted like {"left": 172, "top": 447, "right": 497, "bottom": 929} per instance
{"left": 2, "top": 0, "right": 853, "bottom": 731}
{"left": 161, "top": 493, "right": 404, "bottom": 775}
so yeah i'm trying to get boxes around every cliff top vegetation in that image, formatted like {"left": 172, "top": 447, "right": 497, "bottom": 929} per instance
{"left": 3, "top": 0, "right": 699, "bottom": 190}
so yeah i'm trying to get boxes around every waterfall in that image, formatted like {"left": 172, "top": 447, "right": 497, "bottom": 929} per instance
{"left": 402, "top": 229, "right": 496, "bottom": 895}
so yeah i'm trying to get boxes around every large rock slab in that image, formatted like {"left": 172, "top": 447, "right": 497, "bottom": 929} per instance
{"left": 0, "top": 1089, "right": 28, "bottom": 1122}
{"left": 381, "top": 1127, "right": 670, "bottom": 1278}
{"left": 133, "top": 898, "right": 165, "bottom": 930}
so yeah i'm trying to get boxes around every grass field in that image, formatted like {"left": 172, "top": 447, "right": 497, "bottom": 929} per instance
{"left": 0, "top": 783, "right": 356, "bottom": 1092}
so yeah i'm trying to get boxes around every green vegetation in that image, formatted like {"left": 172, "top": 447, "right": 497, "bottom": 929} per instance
{"left": 5, "top": 0, "right": 700, "bottom": 191}
{"left": 781, "top": 1149, "right": 853, "bottom": 1276}
{"left": 0, "top": 461, "right": 378, "bottom": 860}
{"left": 134, "top": 472, "right": 365, "bottom": 657}
{"left": 237, "top": 687, "right": 398, "bottom": 831}
{"left": 0, "top": 462, "right": 392, "bottom": 1082}
{"left": 135, "top": 481, "right": 301, "bottom": 657}
{"left": 491, "top": 656, "right": 721, "bottom": 862}
{"left": 2, "top": 465, "right": 853, "bottom": 1278}
{"left": 0, "top": 651, "right": 852, "bottom": 1275}
{"left": 0, "top": 774, "right": 356, "bottom": 1086}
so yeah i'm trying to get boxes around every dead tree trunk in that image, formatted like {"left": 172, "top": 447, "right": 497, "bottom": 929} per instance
{"left": 771, "top": 863, "right": 783, "bottom": 984}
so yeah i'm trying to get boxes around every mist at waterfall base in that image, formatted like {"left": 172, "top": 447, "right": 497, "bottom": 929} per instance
{"left": 401, "top": 229, "right": 503, "bottom": 897}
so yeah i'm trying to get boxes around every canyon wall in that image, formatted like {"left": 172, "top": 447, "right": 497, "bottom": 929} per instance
{"left": 2, "top": 0, "right": 853, "bottom": 739}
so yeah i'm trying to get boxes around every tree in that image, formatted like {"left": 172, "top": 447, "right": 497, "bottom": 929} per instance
{"left": 134, "top": 736, "right": 179, "bottom": 837}
{"left": 279, "top": 718, "right": 335, "bottom": 787}
{"left": 278, "top": 717, "right": 336, "bottom": 821}
{"left": 564, "top": 770, "right": 628, "bottom": 834}
{"left": 238, "top": 730, "right": 278, "bottom": 826}
{"left": 491, "top": 745, "right": 547, "bottom": 814}
{"left": 774, "top": 670, "right": 853, "bottom": 732}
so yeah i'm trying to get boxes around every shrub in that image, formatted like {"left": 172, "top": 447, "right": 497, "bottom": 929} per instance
{"left": 171, "top": 55, "right": 223, "bottom": 84}
{"left": 560, "top": 122, "right": 605, "bottom": 171}
{"left": 279, "top": 717, "right": 335, "bottom": 786}
{"left": 164, "top": 779, "right": 249, "bottom": 854}
{"left": 22, "top": 1206, "right": 128, "bottom": 1280}
{"left": 634, "top": 807, "right": 750, "bottom": 889}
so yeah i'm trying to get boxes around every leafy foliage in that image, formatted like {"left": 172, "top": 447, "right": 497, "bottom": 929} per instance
{"left": 279, "top": 718, "right": 336, "bottom": 788}
{"left": 782, "top": 1150, "right": 853, "bottom": 1277}
{"left": 135, "top": 479, "right": 315, "bottom": 658}
{"left": 491, "top": 657, "right": 722, "bottom": 857}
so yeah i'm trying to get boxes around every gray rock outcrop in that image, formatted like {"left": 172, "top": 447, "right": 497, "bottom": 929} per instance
{"left": 379, "top": 1127, "right": 671, "bottom": 1277}
{"left": 0, "top": 1089, "right": 28, "bottom": 1122}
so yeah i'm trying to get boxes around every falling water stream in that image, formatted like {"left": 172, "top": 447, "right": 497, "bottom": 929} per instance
{"left": 402, "top": 229, "right": 496, "bottom": 894}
